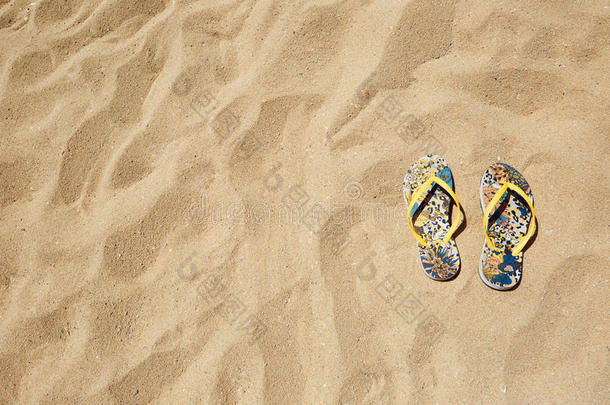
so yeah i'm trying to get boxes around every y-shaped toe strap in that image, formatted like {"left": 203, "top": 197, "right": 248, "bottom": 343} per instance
{"left": 483, "top": 181, "right": 536, "bottom": 255}
{"left": 404, "top": 175, "right": 461, "bottom": 247}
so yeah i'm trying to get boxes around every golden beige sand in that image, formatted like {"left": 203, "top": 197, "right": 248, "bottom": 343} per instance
{"left": 0, "top": 0, "right": 608, "bottom": 403}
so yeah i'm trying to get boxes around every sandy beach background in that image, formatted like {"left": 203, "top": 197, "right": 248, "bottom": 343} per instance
{"left": 0, "top": 0, "right": 608, "bottom": 403}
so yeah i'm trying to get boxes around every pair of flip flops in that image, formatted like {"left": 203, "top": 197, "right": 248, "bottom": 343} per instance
{"left": 402, "top": 155, "right": 536, "bottom": 290}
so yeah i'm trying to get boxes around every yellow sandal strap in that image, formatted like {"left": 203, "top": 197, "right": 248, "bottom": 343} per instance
{"left": 483, "top": 181, "right": 536, "bottom": 255}
{"left": 404, "top": 175, "right": 461, "bottom": 247}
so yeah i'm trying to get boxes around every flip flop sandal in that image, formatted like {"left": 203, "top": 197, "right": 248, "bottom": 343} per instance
{"left": 479, "top": 163, "right": 536, "bottom": 290}
{"left": 402, "top": 155, "right": 462, "bottom": 281}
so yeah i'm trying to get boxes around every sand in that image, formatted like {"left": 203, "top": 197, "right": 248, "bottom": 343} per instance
{"left": 0, "top": 0, "right": 609, "bottom": 403}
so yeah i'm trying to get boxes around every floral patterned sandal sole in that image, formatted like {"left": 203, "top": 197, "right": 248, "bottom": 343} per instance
{"left": 479, "top": 163, "right": 536, "bottom": 290}
{"left": 403, "top": 155, "right": 462, "bottom": 281}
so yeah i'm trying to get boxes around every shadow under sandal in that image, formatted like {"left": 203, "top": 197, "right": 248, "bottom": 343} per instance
{"left": 479, "top": 163, "right": 536, "bottom": 290}
{"left": 403, "top": 155, "right": 461, "bottom": 281}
